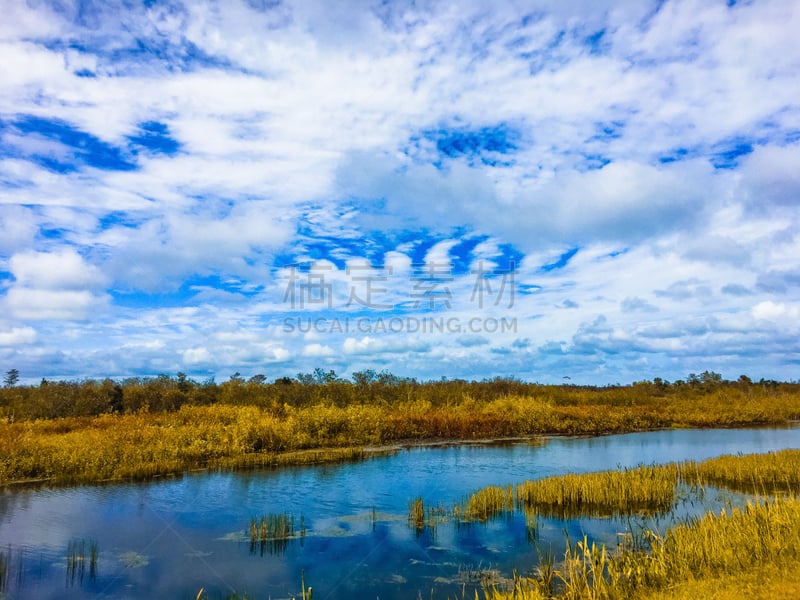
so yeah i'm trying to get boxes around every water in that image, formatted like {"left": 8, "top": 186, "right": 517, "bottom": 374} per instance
{"left": 1, "top": 426, "right": 798, "bottom": 599}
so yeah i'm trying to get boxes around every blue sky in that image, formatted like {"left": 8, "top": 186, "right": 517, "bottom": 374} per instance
{"left": 1, "top": 0, "right": 799, "bottom": 384}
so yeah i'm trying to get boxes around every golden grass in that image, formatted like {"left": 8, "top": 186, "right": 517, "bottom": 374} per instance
{"left": 0, "top": 405, "right": 376, "bottom": 484}
{"left": 639, "top": 562, "right": 800, "bottom": 600}
{"left": 461, "top": 484, "right": 516, "bottom": 521}
{"left": 411, "top": 465, "right": 679, "bottom": 526}
{"left": 516, "top": 466, "right": 678, "bottom": 518}
{"left": 679, "top": 448, "right": 800, "bottom": 494}
{"left": 481, "top": 496, "right": 800, "bottom": 599}
{"left": 418, "top": 449, "right": 800, "bottom": 527}
{"left": 1, "top": 387, "right": 799, "bottom": 485}
{"left": 472, "top": 449, "right": 800, "bottom": 598}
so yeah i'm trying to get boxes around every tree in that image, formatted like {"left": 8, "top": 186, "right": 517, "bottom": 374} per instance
{"left": 4, "top": 369, "right": 19, "bottom": 387}
{"left": 352, "top": 369, "right": 378, "bottom": 386}
{"left": 176, "top": 371, "right": 190, "bottom": 392}
{"left": 313, "top": 368, "right": 338, "bottom": 384}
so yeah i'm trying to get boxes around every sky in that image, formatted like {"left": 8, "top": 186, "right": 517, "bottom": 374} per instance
{"left": 0, "top": 0, "right": 799, "bottom": 385}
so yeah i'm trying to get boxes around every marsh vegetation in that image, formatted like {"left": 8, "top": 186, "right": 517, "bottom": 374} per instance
{"left": 411, "top": 450, "right": 800, "bottom": 599}
{"left": 1, "top": 371, "right": 798, "bottom": 598}
{"left": 1, "top": 372, "right": 798, "bottom": 486}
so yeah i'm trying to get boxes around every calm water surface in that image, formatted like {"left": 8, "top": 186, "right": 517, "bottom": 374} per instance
{"left": 1, "top": 426, "right": 798, "bottom": 599}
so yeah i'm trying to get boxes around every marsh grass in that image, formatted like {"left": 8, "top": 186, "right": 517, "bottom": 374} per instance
{"left": 249, "top": 513, "right": 305, "bottom": 555}
{"left": 679, "top": 449, "right": 800, "bottom": 494}
{"left": 416, "top": 449, "right": 800, "bottom": 528}
{"left": 2, "top": 381, "right": 800, "bottom": 487}
{"left": 409, "top": 497, "right": 426, "bottom": 531}
{"left": 480, "top": 497, "right": 800, "bottom": 599}
{"left": 461, "top": 485, "right": 515, "bottom": 522}
{"left": 460, "top": 450, "right": 800, "bottom": 598}
{"left": 409, "top": 465, "right": 679, "bottom": 526}
{"left": 517, "top": 466, "right": 679, "bottom": 518}
{"left": 0, "top": 404, "right": 377, "bottom": 485}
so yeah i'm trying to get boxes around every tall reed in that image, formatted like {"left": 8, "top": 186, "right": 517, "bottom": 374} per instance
{"left": 517, "top": 465, "right": 679, "bottom": 518}
{"left": 249, "top": 513, "right": 304, "bottom": 555}
{"left": 679, "top": 449, "right": 800, "bottom": 494}
{"left": 482, "top": 497, "right": 800, "bottom": 599}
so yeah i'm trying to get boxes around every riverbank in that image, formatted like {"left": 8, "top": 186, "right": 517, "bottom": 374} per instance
{"left": 2, "top": 387, "right": 800, "bottom": 486}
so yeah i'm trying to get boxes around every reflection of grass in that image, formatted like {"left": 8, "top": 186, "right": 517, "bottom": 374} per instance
{"left": 0, "top": 548, "right": 7, "bottom": 593}
{"left": 66, "top": 539, "right": 98, "bottom": 586}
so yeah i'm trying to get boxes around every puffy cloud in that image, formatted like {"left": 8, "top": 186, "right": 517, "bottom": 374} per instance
{"left": 752, "top": 301, "right": 800, "bottom": 322}
{"left": 9, "top": 249, "right": 106, "bottom": 290}
{"left": 303, "top": 343, "right": 336, "bottom": 357}
{"left": 0, "top": 0, "right": 798, "bottom": 381}
{"left": 5, "top": 288, "right": 107, "bottom": 321}
{"left": 3, "top": 250, "right": 109, "bottom": 320}
{"left": 0, "top": 326, "right": 37, "bottom": 346}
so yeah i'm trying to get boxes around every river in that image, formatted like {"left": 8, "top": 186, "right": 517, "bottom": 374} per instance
{"left": 1, "top": 426, "right": 798, "bottom": 599}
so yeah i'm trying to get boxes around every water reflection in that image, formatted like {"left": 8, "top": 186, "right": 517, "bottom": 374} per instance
{"left": 0, "top": 426, "right": 797, "bottom": 599}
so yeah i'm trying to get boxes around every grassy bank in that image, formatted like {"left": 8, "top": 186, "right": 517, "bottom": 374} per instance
{"left": 2, "top": 380, "right": 800, "bottom": 485}
{"left": 416, "top": 449, "right": 800, "bottom": 526}
{"left": 481, "top": 497, "right": 800, "bottom": 600}
{"left": 679, "top": 448, "right": 800, "bottom": 494}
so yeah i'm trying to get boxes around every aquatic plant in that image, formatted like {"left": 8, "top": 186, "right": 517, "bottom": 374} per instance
{"left": 410, "top": 465, "right": 678, "bottom": 526}
{"left": 249, "top": 512, "right": 305, "bottom": 555}
{"left": 418, "top": 448, "right": 800, "bottom": 529}
{"left": 481, "top": 496, "right": 800, "bottom": 599}
{"left": 408, "top": 497, "right": 426, "bottom": 531}
{"left": 516, "top": 465, "right": 679, "bottom": 518}
{"left": 679, "top": 449, "right": 800, "bottom": 494}
{"left": 456, "top": 484, "right": 516, "bottom": 522}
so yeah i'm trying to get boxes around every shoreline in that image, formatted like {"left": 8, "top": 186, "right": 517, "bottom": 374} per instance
{"left": 3, "top": 420, "right": 799, "bottom": 490}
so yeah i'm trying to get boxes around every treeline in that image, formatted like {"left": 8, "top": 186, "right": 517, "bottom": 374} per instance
{"left": 0, "top": 368, "right": 794, "bottom": 422}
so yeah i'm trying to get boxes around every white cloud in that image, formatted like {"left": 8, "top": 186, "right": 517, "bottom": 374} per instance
{"left": 9, "top": 249, "right": 106, "bottom": 290}
{"left": 0, "top": 205, "right": 38, "bottom": 254}
{"left": 752, "top": 301, "right": 800, "bottom": 322}
{"left": 303, "top": 343, "right": 335, "bottom": 357}
{"left": 183, "top": 346, "right": 212, "bottom": 366}
{"left": 0, "top": 326, "right": 37, "bottom": 346}
{"left": 0, "top": 0, "right": 798, "bottom": 381}
{"left": 5, "top": 288, "right": 107, "bottom": 321}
